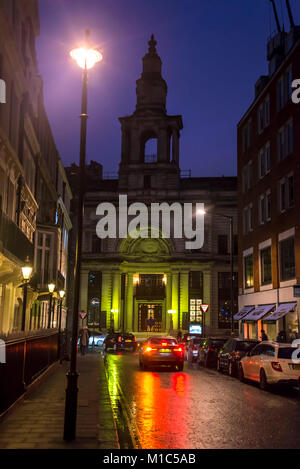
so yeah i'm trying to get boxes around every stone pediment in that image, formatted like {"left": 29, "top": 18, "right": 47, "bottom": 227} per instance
{"left": 119, "top": 235, "right": 172, "bottom": 262}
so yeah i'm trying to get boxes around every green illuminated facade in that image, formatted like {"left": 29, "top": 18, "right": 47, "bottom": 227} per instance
{"left": 67, "top": 36, "right": 237, "bottom": 336}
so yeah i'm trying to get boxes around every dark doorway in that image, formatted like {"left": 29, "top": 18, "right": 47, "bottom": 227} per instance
{"left": 138, "top": 303, "right": 162, "bottom": 332}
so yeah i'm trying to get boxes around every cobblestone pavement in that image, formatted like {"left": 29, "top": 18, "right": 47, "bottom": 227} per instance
{"left": 0, "top": 351, "right": 119, "bottom": 449}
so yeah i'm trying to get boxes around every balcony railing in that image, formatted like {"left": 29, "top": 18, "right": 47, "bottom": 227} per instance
{"left": 0, "top": 210, "right": 33, "bottom": 263}
{"left": 135, "top": 284, "right": 166, "bottom": 299}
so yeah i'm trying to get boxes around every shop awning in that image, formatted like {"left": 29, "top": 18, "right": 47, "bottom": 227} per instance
{"left": 234, "top": 306, "right": 255, "bottom": 321}
{"left": 242, "top": 304, "right": 276, "bottom": 321}
{"left": 263, "top": 302, "right": 297, "bottom": 321}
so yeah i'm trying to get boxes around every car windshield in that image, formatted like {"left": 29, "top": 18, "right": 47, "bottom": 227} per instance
{"left": 149, "top": 338, "right": 177, "bottom": 346}
{"left": 278, "top": 347, "right": 300, "bottom": 359}
{"left": 236, "top": 341, "right": 258, "bottom": 351}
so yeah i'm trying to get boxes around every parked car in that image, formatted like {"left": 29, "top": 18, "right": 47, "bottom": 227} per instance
{"left": 103, "top": 332, "right": 137, "bottom": 352}
{"left": 88, "top": 332, "right": 107, "bottom": 347}
{"left": 217, "top": 338, "right": 259, "bottom": 376}
{"left": 139, "top": 337, "right": 184, "bottom": 371}
{"left": 198, "top": 337, "right": 228, "bottom": 368}
{"left": 186, "top": 337, "right": 206, "bottom": 362}
{"left": 238, "top": 341, "right": 300, "bottom": 390}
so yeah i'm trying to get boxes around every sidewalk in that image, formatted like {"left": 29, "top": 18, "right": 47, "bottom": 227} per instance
{"left": 0, "top": 351, "right": 119, "bottom": 449}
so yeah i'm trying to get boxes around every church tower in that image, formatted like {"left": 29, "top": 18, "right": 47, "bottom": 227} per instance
{"left": 118, "top": 35, "right": 183, "bottom": 191}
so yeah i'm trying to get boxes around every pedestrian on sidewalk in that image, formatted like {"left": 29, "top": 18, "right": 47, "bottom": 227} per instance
{"left": 79, "top": 326, "right": 90, "bottom": 355}
{"left": 261, "top": 329, "right": 268, "bottom": 341}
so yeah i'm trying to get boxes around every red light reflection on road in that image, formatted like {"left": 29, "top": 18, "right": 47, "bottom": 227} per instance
{"left": 134, "top": 369, "right": 191, "bottom": 449}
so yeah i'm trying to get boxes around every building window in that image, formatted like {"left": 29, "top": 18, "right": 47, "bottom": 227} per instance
{"left": 144, "top": 175, "right": 151, "bottom": 189}
{"left": 189, "top": 271, "right": 203, "bottom": 294}
{"left": 242, "top": 160, "right": 252, "bottom": 192}
{"left": 266, "top": 190, "right": 271, "bottom": 221}
{"left": 278, "top": 120, "right": 293, "bottom": 161}
{"left": 279, "top": 175, "right": 294, "bottom": 213}
{"left": 260, "top": 246, "right": 272, "bottom": 285}
{"left": 258, "top": 142, "right": 271, "bottom": 179}
{"left": 243, "top": 204, "right": 253, "bottom": 234}
{"left": 242, "top": 119, "right": 252, "bottom": 152}
{"left": 244, "top": 254, "right": 254, "bottom": 289}
{"left": 259, "top": 190, "right": 271, "bottom": 225}
{"left": 280, "top": 237, "right": 295, "bottom": 281}
{"left": 189, "top": 299, "right": 202, "bottom": 323}
{"left": 35, "top": 232, "right": 52, "bottom": 285}
{"left": 277, "top": 67, "right": 293, "bottom": 110}
{"left": 218, "top": 235, "right": 228, "bottom": 255}
{"left": 258, "top": 96, "right": 270, "bottom": 134}
{"left": 218, "top": 272, "right": 238, "bottom": 329}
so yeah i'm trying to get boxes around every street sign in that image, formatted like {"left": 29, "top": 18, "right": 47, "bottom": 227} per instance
{"left": 90, "top": 297, "right": 100, "bottom": 306}
{"left": 200, "top": 304, "right": 209, "bottom": 313}
{"left": 293, "top": 285, "right": 300, "bottom": 298}
{"left": 79, "top": 312, "right": 87, "bottom": 320}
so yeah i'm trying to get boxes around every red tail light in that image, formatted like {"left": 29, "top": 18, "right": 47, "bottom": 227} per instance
{"left": 271, "top": 361, "right": 282, "bottom": 372}
{"left": 118, "top": 336, "right": 122, "bottom": 342}
{"left": 191, "top": 345, "right": 197, "bottom": 351}
{"left": 145, "top": 346, "right": 156, "bottom": 353}
{"left": 173, "top": 347, "right": 183, "bottom": 354}
{"left": 134, "top": 337, "right": 136, "bottom": 342}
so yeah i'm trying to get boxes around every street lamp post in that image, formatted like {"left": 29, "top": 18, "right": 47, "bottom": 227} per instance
{"left": 64, "top": 30, "right": 102, "bottom": 441}
{"left": 58, "top": 290, "right": 65, "bottom": 362}
{"left": 21, "top": 257, "right": 33, "bottom": 331}
{"left": 47, "top": 283, "right": 55, "bottom": 329}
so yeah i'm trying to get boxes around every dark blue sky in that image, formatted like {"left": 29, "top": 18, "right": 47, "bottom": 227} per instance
{"left": 36, "top": 0, "right": 300, "bottom": 176}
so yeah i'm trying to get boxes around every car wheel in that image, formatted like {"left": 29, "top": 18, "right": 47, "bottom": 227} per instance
{"left": 228, "top": 362, "right": 234, "bottom": 377}
{"left": 259, "top": 369, "right": 268, "bottom": 391}
{"left": 238, "top": 364, "right": 245, "bottom": 382}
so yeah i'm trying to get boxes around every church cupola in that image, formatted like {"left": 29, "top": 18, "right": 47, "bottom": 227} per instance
{"left": 118, "top": 35, "right": 183, "bottom": 192}
{"left": 135, "top": 34, "right": 167, "bottom": 115}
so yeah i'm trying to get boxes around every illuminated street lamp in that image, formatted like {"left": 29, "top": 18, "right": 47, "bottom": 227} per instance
{"left": 64, "top": 30, "right": 102, "bottom": 442}
{"left": 47, "top": 283, "right": 55, "bottom": 328}
{"left": 21, "top": 256, "right": 33, "bottom": 331}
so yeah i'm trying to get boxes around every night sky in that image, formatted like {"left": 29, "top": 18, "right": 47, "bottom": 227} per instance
{"left": 36, "top": 0, "right": 300, "bottom": 177}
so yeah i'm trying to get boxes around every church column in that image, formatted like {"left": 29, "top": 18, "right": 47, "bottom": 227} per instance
{"left": 179, "top": 270, "right": 189, "bottom": 330}
{"left": 130, "top": 127, "right": 140, "bottom": 163}
{"left": 111, "top": 270, "right": 121, "bottom": 331}
{"left": 171, "top": 271, "right": 179, "bottom": 331}
{"left": 101, "top": 271, "right": 112, "bottom": 329}
{"left": 125, "top": 273, "right": 134, "bottom": 332}
{"left": 157, "top": 128, "right": 169, "bottom": 163}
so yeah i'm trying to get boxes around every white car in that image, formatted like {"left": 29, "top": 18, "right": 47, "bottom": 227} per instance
{"left": 238, "top": 341, "right": 300, "bottom": 390}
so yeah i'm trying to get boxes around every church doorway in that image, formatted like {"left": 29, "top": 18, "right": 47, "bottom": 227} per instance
{"left": 138, "top": 303, "right": 162, "bottom": 332}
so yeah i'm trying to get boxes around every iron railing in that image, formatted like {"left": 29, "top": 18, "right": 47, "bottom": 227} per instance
{"left": 0, "top": 331, "right": 59, "bottom": 414}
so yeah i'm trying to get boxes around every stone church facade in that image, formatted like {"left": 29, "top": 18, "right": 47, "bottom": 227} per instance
{"left": 67, "top": 36, "right": 238, "bottom": 337}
